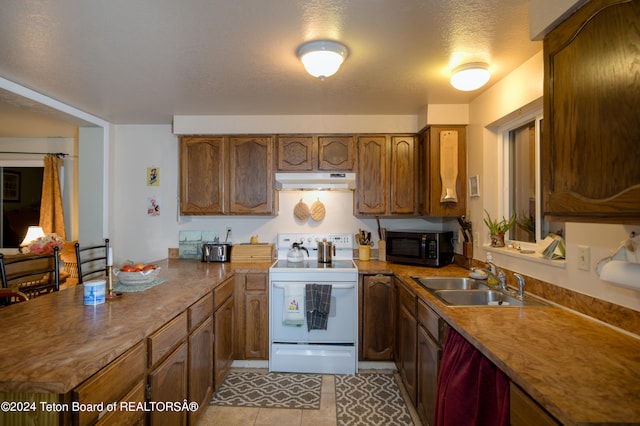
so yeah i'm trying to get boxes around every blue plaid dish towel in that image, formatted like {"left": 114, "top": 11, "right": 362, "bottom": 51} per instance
{"left": 305, "top": 284, "right": 332, "bottom": 331}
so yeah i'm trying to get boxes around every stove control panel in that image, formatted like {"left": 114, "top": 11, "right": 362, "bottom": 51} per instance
{"left": 277, "top": 233, "right": 354, "bottom": 250}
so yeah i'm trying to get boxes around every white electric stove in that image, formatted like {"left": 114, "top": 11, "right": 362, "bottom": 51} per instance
{"left": 269, "top": 233, "right": 358, "bottom": 374}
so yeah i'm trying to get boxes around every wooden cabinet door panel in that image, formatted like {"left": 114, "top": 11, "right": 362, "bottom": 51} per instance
{"left": 417, "top": 325, "right": 440, "bottom": 426}
{"left": 214, "top": 296, "right": 235, "bottom": 391}
{"left": 318, "top": 136, "right": 355, "bottom": 170}
{"left": 362, "top": 275, "right": 395, "bottom": 360}
{"left": 390, "top": 136, "right": 416, "bottom": 214}
{"left": 397, "top": 303, "right": 417, "bottom": 404}
{"left": 277, "top": 136, "right": 314, "bottom": 171}
{"left": 356, "top": 136, "right": 388, "bottom": 215}
{"left": 543, "top": 0, "right": 640, "bottom": 222}
{"left": 180, "top": 136, "right": 225, "bottom": 215}
{"left": 149, "top": 342, "right": 188, "bottom": 426}
{"left": 188, "top": 317, "right": 214, "bottom": 425}
{"left": 423, "top": 126, "right": 466, "bottom": 217}
{"left": 244, "top": 273, "right": 268, "bottom": 359}
{"left": 229, "top": 136, "right": 275, "bottom": 215}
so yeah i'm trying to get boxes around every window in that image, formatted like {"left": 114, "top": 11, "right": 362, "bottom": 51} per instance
{"left": 500, "top": 109, "right": 564, "bottom": 246}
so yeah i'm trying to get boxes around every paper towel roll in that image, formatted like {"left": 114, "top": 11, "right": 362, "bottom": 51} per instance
{"left": 599, "top": 260, "right": 640, "bottom": 290}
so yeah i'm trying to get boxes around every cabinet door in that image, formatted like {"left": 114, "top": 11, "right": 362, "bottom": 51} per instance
{"left": 228, "top": 136, "right": 275, "bottom": 215}
{"left": 417, "top": 325, "right": 440, "bottom": 426}
{"left": 421, "top": 126, "right": 467, "bottom": 217}
{"left": 510, "top": 382, "right": 560, "bottom": 426}
{"left": 277, "top": 136, "right": 314, "bottom": 171}
{"left": 244, "top": 274, "right": 269, "bottom": 359}
{"left": 148, "top": 342, "right": 188, "bottom": 426}
{"left": 542, "top": 0, "right": 640, "bottom": 223}
{"left": 214, "top": 295, "right": 235, "bottom": 391}
{"left": 390, "top": 135, "right": 417, "bottom": 214}
{"left": 397, "top": 303, "right": 417, "bottom": 404}
{"left": 362, "top": 275, "right": 395, "bottom": 360}
{"left": 188, "top": 316, "right": 214, "bottom": 425}
{"left": 180, "top": 136, "right": 225, "bottom": 215}
{"left": 318, "top": 136, "right": 355, "bottom": 170}
{"left": 356, "top": 136, "right": 388, "bottom": 215}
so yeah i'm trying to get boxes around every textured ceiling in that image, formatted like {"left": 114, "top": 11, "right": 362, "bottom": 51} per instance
{"left": 0, "top": 0, "right": 541, "bottom": 125}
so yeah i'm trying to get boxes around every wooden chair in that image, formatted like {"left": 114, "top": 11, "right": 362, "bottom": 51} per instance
{"left": 75, "top": 239, "right": 109, "bottom": 284}
{"left": 0, "top": 247, "right": 60, "bottom": 304}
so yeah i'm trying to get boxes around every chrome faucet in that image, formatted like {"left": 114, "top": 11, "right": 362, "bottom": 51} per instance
{"left": 513, "top": 273, "right": 526, "bottom": 300}
{"left": 484, "top": 261, "right": 507, "bottom": 291}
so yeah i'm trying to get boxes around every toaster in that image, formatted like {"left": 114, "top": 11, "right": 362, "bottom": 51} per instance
{"left": 202, "top": 243, "right": 231, "bottom": 262}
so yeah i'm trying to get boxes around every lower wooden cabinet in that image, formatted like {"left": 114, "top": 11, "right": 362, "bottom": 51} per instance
{"left": 511, "top": 382, "right": 560, "bottom": 426}
{"left": 188, "top": 317, "right": 214, "bottom": 425}
{"left": 148, "top": 342, "right": 189, "bottom": 426}
{"left": 360, "top": 274, "right": 395, "bottom": 360}
{"left": 416, "top": 299, "right": 447, "bottom": 426}
{"left": 96, "top": 380, "right": 146, "bottom": 426}
{"left": 395, "top": 282, "right": 417, "bottom": 404}
{"left": 73, "top": 341, "right": 147, "bottom": 426}
{"left": 214, "top": 279, "right": 235, "bottom": 391}
{"left": 235, "top": 272, "right": 269, "bottom": 359}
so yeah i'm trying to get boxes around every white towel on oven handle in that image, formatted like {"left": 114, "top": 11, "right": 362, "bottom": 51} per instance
{"left": 283, "top": 284, "right": 305, "bottom": 326}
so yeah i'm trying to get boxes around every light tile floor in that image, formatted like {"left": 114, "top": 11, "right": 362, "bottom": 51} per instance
{"left": 196, "top": 370, "right": 422, "bottom": 426}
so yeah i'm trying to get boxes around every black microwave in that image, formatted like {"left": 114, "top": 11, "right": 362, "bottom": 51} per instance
{"left": 385, "top": 230, "right": 454, "bottom": 267}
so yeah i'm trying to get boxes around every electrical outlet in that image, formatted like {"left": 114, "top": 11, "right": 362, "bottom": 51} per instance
{"left": 578, "top": 245, "right": 590, "bottom": 271}
{"left": 474, "top": 232, "right": 480, "bottom": 247}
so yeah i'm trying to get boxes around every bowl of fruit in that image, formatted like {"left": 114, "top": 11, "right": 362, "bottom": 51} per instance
{"left": 114, "top": 262, "right": 160, "bottom": 285}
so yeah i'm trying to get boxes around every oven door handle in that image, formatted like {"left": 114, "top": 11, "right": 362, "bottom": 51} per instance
{"left": 272, "top": 283, "right": 355, "bottom": 289}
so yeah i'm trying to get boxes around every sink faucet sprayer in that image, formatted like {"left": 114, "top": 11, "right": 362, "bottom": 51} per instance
{"left": 513, "top": 273, "right": 526, "bottom": 300}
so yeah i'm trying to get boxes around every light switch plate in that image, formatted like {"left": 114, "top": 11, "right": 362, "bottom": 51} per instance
{"left": 578, "top": 245, "right": 590, "bottom": 271}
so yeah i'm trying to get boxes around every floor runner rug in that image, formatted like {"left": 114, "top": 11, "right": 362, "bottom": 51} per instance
{"left": 209, "top": 371, "right": 322, "bottom": 409}
{"left": 335, "top": 374, "right": 414, "bottom": 426}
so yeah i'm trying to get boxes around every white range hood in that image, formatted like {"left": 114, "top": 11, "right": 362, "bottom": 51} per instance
{"left": 275, "top": 172, "right": 356, "bottom": 190}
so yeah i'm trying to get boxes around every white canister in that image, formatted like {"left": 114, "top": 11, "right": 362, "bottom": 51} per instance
{"left": 84, "top": 280, "right": 106, "bottom": 305}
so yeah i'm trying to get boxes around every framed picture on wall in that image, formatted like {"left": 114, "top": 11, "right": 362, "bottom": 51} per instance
{"left": 3, "top": 171, "right": 20, "bottom": 202}
{"left": 468, "top": 175, "right": 480, "bottom": 198}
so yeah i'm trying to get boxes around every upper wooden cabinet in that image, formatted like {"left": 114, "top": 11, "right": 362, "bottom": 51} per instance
{"left": 179, "top": 135, "right": 276, "bottom": 216}
{"left": 229, "top": 136, "right": 275, "bottom": 215}
{"left": 318, "top": 136, "right": 355, "bottom": 170}
{"left": 277, "top": 135, "right": 355, "bottom": 171}
{"left": 419, "top": 126, "right": 466, "bottom": 217}
{"left": 180, "top": 136, "right": 225, "bottom": 215}
{"left": 355, "top": 135, "right": 417, "bottom": 216}
{"left": 542, "top": 0, "right": 640, "bottom": 223}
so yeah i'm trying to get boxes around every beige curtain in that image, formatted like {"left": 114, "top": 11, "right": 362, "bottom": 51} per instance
{"left": 39, "top": 155, "right": 66, "bottom": 240}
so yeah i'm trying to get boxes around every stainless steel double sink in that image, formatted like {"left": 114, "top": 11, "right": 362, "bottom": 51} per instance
{"left": 411, "top": 277, "right": 549, "bottom": 307}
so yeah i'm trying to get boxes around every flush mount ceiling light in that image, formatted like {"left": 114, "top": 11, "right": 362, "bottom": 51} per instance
{"left": 450, "top": 62, "right": 491, "bottom": 91}
{"left": 297, "top": 40, "right": 349, "bottom": 80}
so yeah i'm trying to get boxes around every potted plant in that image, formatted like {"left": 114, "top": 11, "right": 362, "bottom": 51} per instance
{"left": 483, "top": 210, "right": 516, "bottom": 247}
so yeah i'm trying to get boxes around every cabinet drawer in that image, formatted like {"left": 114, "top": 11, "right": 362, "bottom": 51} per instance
{"left": 96, "top": 380, "right": 145, "bottom": 426}
{"left": 244, "top": 273, "right": 268, "bottom": 292}
{"left": 73, "top": 341, "right": 146, "bottom": 426}
{"left": 214, "top": 278, "right": 234, "bottom": 310}
{"left": 189, "top": 292, "right": 213, "bottom": 331}
{"left": 148, "top": 311, "right": 188, "bottom": 367}
{"left": 398, "top": 283, "right": 416, "bottom": 317}
{"left": 418, "top": 299, "right": 446, "bottom": 345}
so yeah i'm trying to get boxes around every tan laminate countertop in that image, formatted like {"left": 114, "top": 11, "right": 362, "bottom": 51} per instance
{"left": 0, "top": 258, "right": 638, "bottom": 425}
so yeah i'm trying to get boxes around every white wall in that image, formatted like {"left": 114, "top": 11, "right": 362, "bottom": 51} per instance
{"left": 467, "top": 51, "right": 640, "bottom": 311}
{"left": 110, "top": 124, "right": 447, "bottom": 265}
